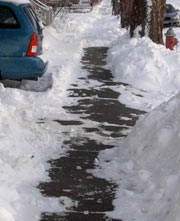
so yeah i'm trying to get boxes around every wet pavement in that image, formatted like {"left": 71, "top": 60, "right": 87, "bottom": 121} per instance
{"left": 39, "top": 47, "right": 145, "bottom": 221}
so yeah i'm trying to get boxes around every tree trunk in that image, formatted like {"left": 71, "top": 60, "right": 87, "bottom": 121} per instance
{"left": 120, "top": 0, "right": 133, "bottom": 29}
{"left": 130, "top": 0, "right": 148, "bottom": 38}
{"left": 120, "top": 0, "right": 166, "bottom": 44}
{"left": 149, "top": 0, "right": 166, "bottom": 44}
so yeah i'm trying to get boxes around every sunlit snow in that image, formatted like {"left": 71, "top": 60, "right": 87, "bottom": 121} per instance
{"left": 1, "top": 0, "right": 180, "bottom": 220}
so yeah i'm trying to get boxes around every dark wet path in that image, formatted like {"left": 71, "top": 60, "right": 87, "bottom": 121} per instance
{"left": 39, "top": 47, "right": 145, "bottom": 221}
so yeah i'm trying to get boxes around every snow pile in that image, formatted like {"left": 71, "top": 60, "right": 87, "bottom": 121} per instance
{"left": 107, "top": 34, "right": 180, "bottom": 111}
{"left": 94, "top": 92, "right": 180, "bottom": 221}
{"left": 0, "top": 100, "right": 74, "bottom": 221}
{"left": 109, "top": 36, "right": 179, "bottom": 92}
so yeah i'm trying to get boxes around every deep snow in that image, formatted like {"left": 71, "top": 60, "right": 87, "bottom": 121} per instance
{"left": 1, "top": 0, "right": 180, "bottom": 220}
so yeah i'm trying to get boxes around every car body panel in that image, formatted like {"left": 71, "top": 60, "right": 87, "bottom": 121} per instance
{"left": 0, "top": 1, "right": 47, "bottom": 80}
{"left": 0, "top": 56, "right": 48, "bottom": 79}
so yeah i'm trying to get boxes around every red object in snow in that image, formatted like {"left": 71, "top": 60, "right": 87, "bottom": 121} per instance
{"left": 165, "top": 27, "right": 178, "bottom": 50}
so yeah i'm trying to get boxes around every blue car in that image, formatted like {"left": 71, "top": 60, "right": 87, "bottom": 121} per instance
{"left": 0, "top": 0, "right": 48, "bottom": 80}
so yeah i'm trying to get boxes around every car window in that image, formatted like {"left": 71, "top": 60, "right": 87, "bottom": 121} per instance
{"left": 24, "top": 5, "right": 41, "bottom": 34}
{"left": 166, "top": 4, "right": 176, "bottom": 13}
{"left": 0, "top": 6, "right": 20, "bottom": 28}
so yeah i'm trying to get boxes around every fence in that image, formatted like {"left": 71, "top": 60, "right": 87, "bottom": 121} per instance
{"left": 30, "top": 0, "right": 53, "bottom": 25}
{"left": 30, "top": 0, "right": 95, "bottom": 25}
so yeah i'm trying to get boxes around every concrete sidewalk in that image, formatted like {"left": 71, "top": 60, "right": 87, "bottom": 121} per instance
{"left": 39, "top": 47, "right": 144, "bottom": 221}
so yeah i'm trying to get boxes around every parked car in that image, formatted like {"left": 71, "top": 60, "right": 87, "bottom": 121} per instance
{"left": 0, "top": 0, "right": 48, "bottom": 80}
{"left": 164, "top": 4, "right": 180, "bottom": 27}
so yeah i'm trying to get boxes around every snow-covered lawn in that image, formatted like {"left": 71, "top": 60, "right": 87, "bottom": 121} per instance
{"left": 1, "top": 0, "right": 180, "bottom": 220}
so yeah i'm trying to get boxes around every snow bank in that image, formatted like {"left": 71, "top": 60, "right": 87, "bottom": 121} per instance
{"left": 94, "top": 92, "right": 180, "bottom": 221}
{"left": 0, "top": 100, "right": 73, "bottom": 221}
{"left": 107, "top": 33, "right": 180, "bottom": 111}
{"left": 108, "top": 36, "right": 180, "bottom": 92}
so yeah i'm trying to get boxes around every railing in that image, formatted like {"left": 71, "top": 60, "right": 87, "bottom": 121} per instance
{"left": 30, "top": 0, "right": 53, "bottom": 26}
{"left": 30, "top": 0, "right": 93, "bottom": 25}
{"left": 66, "top": 4, "right": 93, "bottom": 13}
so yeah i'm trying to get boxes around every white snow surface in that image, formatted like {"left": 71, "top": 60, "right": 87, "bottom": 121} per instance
{"left": 108, "top": 31, "right": 180, "bottom": 111}
{"left": 1, "top": 0, "right": 180, "bottom": 220}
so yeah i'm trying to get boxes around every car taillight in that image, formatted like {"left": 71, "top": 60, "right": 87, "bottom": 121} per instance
{"left": 26, "top": 33, "right": 38, "bottom": 57}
